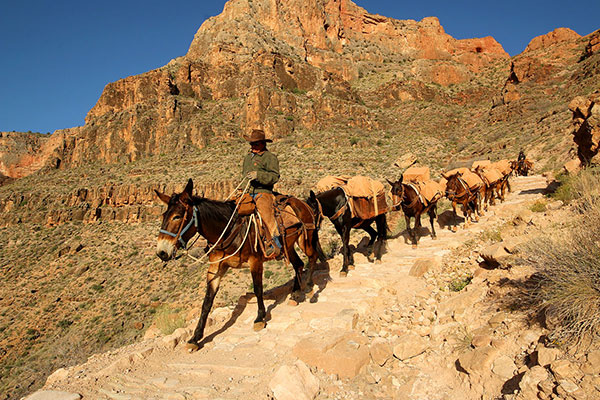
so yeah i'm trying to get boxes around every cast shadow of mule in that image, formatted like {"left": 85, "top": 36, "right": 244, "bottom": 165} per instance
{"left": 197, "top": 260, "right": 332, "bottom": 348}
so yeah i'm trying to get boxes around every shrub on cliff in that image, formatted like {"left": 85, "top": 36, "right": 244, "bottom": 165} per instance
{"left": 523, "top": 168, "right": 600, "bottom": 346}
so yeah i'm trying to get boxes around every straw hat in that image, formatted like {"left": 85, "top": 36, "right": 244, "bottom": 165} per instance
{"left": 244, "top": 129, "right": 272, "bottom": 143}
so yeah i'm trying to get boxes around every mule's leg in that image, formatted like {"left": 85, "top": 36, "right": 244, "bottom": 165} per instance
{"left": 411, "top": 212, "right": 422, "bottom": 248}
{"left": 404, "top": 214, "right": 413, "bottom": 243}
{"left": 249, "top": 257, "right": 267, "bottom": 331}
{"left": 333, "top": 220, "right": 350, "bottom": 277}
{"left": 373, "top": 214, "right": 387, "bottom": 262}
{"left": 287, "top": 247, "right": 307, "bottom": 304}
{"left": 188, "top": 261, "right": 228, "bottom": 350}
{"left": 363, "top": 224, "right": 377, "bottom": 248}
{"left": 428, "top": 206, "right": 437, "bottom": 240}
{"left": 451, "top": 201, "right": 458, "bottom": 232}
{"left": 462, "top": 201, "right": 470, "bottom": 228}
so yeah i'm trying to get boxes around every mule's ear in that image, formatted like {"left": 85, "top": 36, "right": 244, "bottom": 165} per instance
{"left": 155, "top": 190, "right": 171, "bottom": 205}
{"left": 386, "top": 178, "right": 394, "bottom": 186}
{"left": 309, "top": 190, "right": 316, "bottom": 200}
{"left": 441, "top": 172, "right": 449, "bottom": 179}
{"left": 184, "top": 179, "right": 193, "bottom": 196}
{"left": 399, "top": 174, "right": 404, "bottom": 183}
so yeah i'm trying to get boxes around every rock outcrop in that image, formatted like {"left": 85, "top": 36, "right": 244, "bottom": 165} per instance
{"left": 569, "top": 92, "right": 600, "bottom": 165}
{"left": 15, "top": 0, "right": 510, "bottom": 173}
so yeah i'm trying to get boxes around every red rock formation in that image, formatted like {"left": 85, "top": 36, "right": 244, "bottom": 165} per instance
{"left": 3, "top": 0, "right": 512, "bottom": 174}
{"left": 569, "top": 92, "right": 600, "bottom": 166}
{"left": 584, "top": 30, "right": 600, "bottom": 58}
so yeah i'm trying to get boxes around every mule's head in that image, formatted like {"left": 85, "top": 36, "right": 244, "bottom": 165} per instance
{"left": 307, "top": 190, "right": 322, "bottom": 226}
{"left": 443, "top": 172, "right": 463, "bottom": 197}
{"left": 155, "top": 179, "right": 196, "bottom": 261}
{"left": 387, "top": 176, "right": 404, "bottom": 209}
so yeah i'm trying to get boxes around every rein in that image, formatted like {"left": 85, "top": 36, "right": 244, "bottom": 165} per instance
{"left": 161, "top": 180, "right": 253, "bottom": 265}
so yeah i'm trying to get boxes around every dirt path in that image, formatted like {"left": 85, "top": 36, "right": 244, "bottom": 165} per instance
{"left": 36, "top": 175, "right": 548, "bottom": 400}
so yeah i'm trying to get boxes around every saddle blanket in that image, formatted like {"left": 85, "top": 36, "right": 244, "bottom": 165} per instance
{"left": 480, "top": 167, "right": 503, "bottom": 185}
{"left": 413, "top": 180, "right": 444, "bottom": 204}
{"left": 349, "top": 193, "right": 388, "bottom": 220}
{"left": 472, "top": 160, "right": 492, "bottom": 169}
{"left": 403, "top": 166, "right": 430, "bottom": 183}
{"left": 345, "top": 175, "right": 386, "bottom": 198}
{"left": 315, "top": 175, "right": 350, "bottom": 193}
{"left": 445, "top": 168, "right": 483, "bottom": 189}
{"left": 493, "top": 159, "right": 512, "bottom": 176}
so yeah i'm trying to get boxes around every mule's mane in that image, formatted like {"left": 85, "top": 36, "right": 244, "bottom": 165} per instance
{"left": 190, "top": 195, "right": 236, "bottom": 222}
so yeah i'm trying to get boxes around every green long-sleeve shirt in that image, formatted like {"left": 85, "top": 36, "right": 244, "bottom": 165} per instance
{"left": 242, "top": 150, "right": 280, "bottom": 194}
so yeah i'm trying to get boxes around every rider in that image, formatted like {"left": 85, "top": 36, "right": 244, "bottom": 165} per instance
{"left": 518, "top": 150, "right": 526, "bottom": 162}
{"left": 242, "top": 129, "right": 281, "bottom": 258}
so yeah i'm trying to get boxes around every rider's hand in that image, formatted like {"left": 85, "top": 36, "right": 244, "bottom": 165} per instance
{"left": 246, "top": 171, "right": 258, "bottom": 181}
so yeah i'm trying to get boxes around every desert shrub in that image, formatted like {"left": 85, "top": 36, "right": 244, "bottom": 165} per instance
{"left": 529, "top": 200, "right": 547, "bottom": 213}
{"left": 551, "top": 167, "right": 600, "bottom": 204}
{"left": 448, "top": 274, "right": 472, "bottom": 292}
{"left": 522, "top": 168, "right": 600, "bottom": 346}
{"left": 153, "top": 306, "right": 185, "bottom": 335}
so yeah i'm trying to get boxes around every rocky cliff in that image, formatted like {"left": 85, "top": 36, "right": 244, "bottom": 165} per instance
{"left": 14, "top": 0, "right": 513, "bottom": 172}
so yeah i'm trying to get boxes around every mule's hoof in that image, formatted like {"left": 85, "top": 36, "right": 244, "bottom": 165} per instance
{"left": 339, "top": 271, "right": 348, "bottom": 278}
{"left": 348, "top": 265, "right": 356, "bottom": 270}
{"left": 253, "top": 321, "right": 266, "bottom": 331}
{"left": 288, "top": 298, "right": 299, "bottom": 307}
{"left": 452, "top": 226, "right": 458, "bottom": 233}
{"left": 375, "top": 259, "right": 382, "bottom": 264}
{"left": 185, "top": 342, "right": 200, "bottom": 353}
{"left": 412, "top": 244, "right": 418, "bottom": 249}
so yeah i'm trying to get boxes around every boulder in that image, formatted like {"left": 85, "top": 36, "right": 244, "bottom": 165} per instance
{"left": 369, "top": 338, "right": 393, "bottom": 366}
{"left": 519, "top": 365, "right": 549, "bottom": 391}
{"left": 395, "top": 153, "right": 417, "bottom": 169}
{"left": 479, "top": 242, "right": 511, "bottom": 267}
{"left": 535, "top": 345, "right": 560, "bottom": 367}
{"left": 409, "top": 256, "right": 442, "bottom": 277}
{"left": 550, "top": 359, "right": 584, "bottom": 381}
{"left": 392, "top": 333, "right": 430, "bottom": 361}
{"left": 457, "top": 346, "right": 499, "bottom": 375}
{"left": 24, "top": 391, "right": 81, "bottom": 400}
{"left": 269, "top": 360, "right": 320, "bottom": 400}
{"left": 293, "top": 331, "right": 370, "bottom": 379}
{"left": 492, "top": 355, "right": 517, "bottom": 379}
{"left": 563, "top": 158, "right": 581, "bottom": 175}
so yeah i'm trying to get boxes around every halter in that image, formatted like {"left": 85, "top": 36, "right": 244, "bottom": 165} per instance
{"left": 159, "top": 202, "right": 199, "bottom": 248}
{"left": 446, "top": 175, "right": 471, "bottom": 200}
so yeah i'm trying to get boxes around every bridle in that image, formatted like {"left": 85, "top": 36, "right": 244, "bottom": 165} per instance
{"left": 390, "top": 183, "right": 405, "bottom": 210}
{"left": 159, "top": 200, "right": 199, "bottom": 249}
{"left": 445, "top": 175, "right": 472, "bottom": 201}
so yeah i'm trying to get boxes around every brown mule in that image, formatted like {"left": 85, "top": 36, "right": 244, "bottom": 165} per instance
{"left": 155, "top": 179, "right": 321, "bottom": 351}
{"left": 443, "top": 172, "right": 480, "bottom": 232}
{"left": 388, "top": 176, "right": 440, "bottom": 248}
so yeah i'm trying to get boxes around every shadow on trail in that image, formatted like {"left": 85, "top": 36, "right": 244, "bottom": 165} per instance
{"left": 199, "top": 260, "right": 333, "bottom": 346}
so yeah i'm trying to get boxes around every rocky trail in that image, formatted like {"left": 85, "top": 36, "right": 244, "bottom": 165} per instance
{"left": 31, "top": 175, "right": 554, "bottom": 400}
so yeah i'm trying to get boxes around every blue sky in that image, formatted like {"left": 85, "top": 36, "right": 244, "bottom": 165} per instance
{"left": 0, "top": 0, "right": 598, "bottom": 134}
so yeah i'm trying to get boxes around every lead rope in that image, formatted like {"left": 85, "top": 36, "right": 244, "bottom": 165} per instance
{"left": 184, "top": 179, "right": 252, "bottom": 265}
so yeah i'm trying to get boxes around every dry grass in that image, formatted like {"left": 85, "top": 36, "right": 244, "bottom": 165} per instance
{"left": 521, "top": 168, "right": 600, "bottom": 347}
{"left": 153, "top": 306, "right": 186, "bottom": 335}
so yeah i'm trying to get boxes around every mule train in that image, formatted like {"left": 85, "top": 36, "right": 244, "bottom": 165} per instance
{"left": 155, "top": 157, "right": 521, "bottom": 346}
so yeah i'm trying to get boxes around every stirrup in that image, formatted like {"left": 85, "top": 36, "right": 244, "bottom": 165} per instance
{"left": 264, "top": 242, "right": 281, "bottom": 259}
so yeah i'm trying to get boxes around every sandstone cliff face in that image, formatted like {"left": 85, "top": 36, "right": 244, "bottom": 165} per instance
{"left": 39, "top": 0, "right": 509, "bottom": 170}
{"left": 0, "top": 132, "right": 49, "bottom": 179}
{"left": 569, "top": 92, "right": 600, "bottom": 165}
